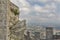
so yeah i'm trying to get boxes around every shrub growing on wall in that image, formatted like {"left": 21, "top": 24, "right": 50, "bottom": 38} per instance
{"left": 14, "top": 9, "right": 19, "bottom": 15}
{"left": 10, "top": 8, "right": 19, "bottom": 15}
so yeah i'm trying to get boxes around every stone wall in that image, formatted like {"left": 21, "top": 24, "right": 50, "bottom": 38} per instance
{"left": 0, "top": 0, "right": 26, "bottom": 40}
{"left": 0, "top": 0, "right": 9, "bottom": 40}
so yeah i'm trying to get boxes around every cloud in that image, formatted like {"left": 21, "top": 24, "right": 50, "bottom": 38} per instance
{"left": 20, "top": 7, "right": 30, "bottom": 15}
{"left": 44, "top": 3, "right": 56, "bottom": 9}
{"left": 11, "top": 0, "right": 60, "bottom": 27}
{"left": 17, "top": 0, "right": 31, "bottom": 15}
{"left": 20, "top": 0, "right": 56, "bottom": 18}
{"left": 38, "top": 0, "right": 48, "bottom": 3}
{"left": 34, "top": 5, "right": 50, "bottom": 13}
{"left": 54, "top": 0, "right": 60, "bottom": 2}
{"left": 48, "top": 13, "right": 56, "bottom": 17}
{"left": 18, "top": 0, "right": 30, "bottom": 7}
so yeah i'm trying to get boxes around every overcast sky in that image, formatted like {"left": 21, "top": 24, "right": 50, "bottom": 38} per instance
{"left": 11, "top": 0, "right": 60, "bottom": 27}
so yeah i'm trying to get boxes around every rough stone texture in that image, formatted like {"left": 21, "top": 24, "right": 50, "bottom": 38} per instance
{"left": 0, "top": 0, "right": 8, "bottom": 40}
{"left": 10, "top": 20, "right": 26, "bottom": 40}
{"left": 0, "top": 0, "right": 26, "bottom": 40}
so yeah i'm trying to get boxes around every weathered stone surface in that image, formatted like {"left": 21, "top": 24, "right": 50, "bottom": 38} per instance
{"left": 0, "top": 0, "right": 9, "bottom": 40}
{"left": 0, "top": 0, "right": 26, "bottom": 40}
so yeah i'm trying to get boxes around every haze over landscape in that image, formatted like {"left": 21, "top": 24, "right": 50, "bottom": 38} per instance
{"left": 11, "top": 0, "right": 60, "bottom": 29}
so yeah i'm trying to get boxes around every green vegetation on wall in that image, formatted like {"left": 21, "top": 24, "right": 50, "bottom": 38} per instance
{"left": 11, "top": 8, "right": 19, "bottom": 15}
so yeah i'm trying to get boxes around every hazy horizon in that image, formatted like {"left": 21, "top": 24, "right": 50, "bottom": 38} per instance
{"left": 11, "top": 0, "right": 60, "bottom": 29}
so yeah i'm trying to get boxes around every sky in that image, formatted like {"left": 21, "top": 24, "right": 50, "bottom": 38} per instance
{"left": 11, "top": 0, "right": 60, "bottom": 28}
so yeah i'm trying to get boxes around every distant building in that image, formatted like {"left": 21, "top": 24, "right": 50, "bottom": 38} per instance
{"left": 53, "top": 28, "right": 60, "bottom": 35}
{"left": 24, "top": 31, "right": 32, "bottom": 40}
{"left": 56, "top": 32, "right": 60, "bottom": 35}
{"left": 40, "top": 27, "right": 46, "bottom": 40}
{"left": 27, "top": 26, "right": 46, "bottom": 40}
{"left": 53, "top": 35, "right": 60, "bottom": 40}
{"left": 46, "top": 27, "right": 53, "bottom": 40}
{"left": 33, "top": 32, "right": 40, "bottom": 40}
